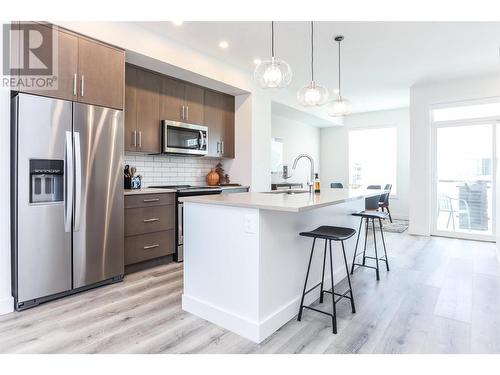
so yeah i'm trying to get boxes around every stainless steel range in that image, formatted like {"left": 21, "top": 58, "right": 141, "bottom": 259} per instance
{"left": 148, "top": 185, "right": 222, "bottom": 262}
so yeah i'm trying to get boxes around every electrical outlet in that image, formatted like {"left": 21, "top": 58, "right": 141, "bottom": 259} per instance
{"left": 244, "top": 214, "right": 256, "bottom": 234}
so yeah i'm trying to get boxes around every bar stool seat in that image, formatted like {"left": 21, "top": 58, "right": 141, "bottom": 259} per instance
{"left": 299, "top": 226, "right": 356, "bottom": 241}
{"left": 297, "top": 225, "right": 356, "bottom": 334}
{"left": 350, "top": 210, "right": 390, "bottom": 280}
{"left": 352, "top": 211, "right": 388, "bottom": 220}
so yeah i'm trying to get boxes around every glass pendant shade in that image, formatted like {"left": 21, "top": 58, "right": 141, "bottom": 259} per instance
{"left": 327, "top": 96, "right": 352, "bottom": 117}
{"left": 254, "top": 57, "right": 292, "bottom": 88}
{"left": 297, "top": 21, "right": 328, "bottom": 107}
{"left": 297, "top": 81, "right": 329, "bottom": 106}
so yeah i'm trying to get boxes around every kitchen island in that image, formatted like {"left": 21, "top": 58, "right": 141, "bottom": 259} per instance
{"left": 180, "top": 189, "right": 380, "bottom": 343}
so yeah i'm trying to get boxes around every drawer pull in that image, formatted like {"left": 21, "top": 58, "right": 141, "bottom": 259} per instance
{"left": 143, "top": 218, "right": 160, "bottom": 223}
{"left": 143, "top": 198, "right": 160, "bottom": 202}
{"left": 143, "top": 244, "right": 160, "bottom": 250}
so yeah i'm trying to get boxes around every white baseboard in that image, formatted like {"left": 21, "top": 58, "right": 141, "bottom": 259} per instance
{"left": 0, "top": 295, "right": 13, "bottom": 316}
{"left": 183, "top": 273, "right": 344, "bottom": 344}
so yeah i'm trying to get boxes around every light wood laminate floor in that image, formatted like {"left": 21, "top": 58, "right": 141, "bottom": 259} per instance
{"left": 1, "top": 232, "right": 500, "bottom": 354}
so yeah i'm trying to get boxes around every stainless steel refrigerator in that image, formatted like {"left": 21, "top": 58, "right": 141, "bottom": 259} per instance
{"left": 11, "top": 93, "right": 124, "bottom": 310}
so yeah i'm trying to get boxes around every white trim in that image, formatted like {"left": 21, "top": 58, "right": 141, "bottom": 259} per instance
{"left": 183, "top": 275, "right": 334, "bottom": 344}
{"left": 0, "top": 296, "right": 14, "bottom": 316}
{"left": 430, "top": 114, "right": 497, "bottom": 241}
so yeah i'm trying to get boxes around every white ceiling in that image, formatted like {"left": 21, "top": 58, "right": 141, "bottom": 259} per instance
{"left": 137, "top": 21, "right": 500, "bottom": 114}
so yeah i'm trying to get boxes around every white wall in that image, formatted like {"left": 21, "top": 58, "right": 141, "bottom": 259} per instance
{"left": 271, "top": 114, "right": 321, "bottom": 187}
{"left": 409, "top": 73, "right": 500, "bottom": 236}
{"left": 0, "top": 25, "right": 13, "bottom": 315}
{"left": 320, "top": 107, "right": 410, "bottom": 219}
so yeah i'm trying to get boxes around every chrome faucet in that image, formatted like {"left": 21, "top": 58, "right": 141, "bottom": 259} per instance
{"left": 291, "top": 154, "right": 315, "bottom": 194}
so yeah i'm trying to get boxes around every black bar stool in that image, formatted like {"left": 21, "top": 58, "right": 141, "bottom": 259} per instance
{"left": 297, "top": 226, "right": 356, "bottom": 334}
{"left": 350, "top": 211, "right": 390, "bottom": 280}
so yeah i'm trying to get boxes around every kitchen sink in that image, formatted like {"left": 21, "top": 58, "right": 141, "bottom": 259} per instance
{"left": 262, "top": 190, "right": 310, "bottom": 195}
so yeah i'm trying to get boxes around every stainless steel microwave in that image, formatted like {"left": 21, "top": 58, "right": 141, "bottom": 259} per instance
{"left": 161, "top": 120, "right": 208, "bottom": 155}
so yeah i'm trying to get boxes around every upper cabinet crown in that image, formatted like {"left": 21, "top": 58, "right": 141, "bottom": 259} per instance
{"left": 14, "top": 23, "right": 125, "bottom": 110}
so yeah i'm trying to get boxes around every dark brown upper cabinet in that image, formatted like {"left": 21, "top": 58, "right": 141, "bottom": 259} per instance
{"left": 14, "top": 24, "right": 78, "bottom": 102}
{"left": 125, "top": 63, "right": 235, "bottom": 157}
{"left": 125, "top": 65, "right": 161, "bottom": 153}
{"left": 159, "top": 78, "right": 204, "bottom": 125}
{"left": 204, "top": 89, "right": 235, "bottom": 158}
{"left": 159, "top": 76, "right": 185, "bottom": 122}
{"left": 77, "top": 38, "right": 125, "bottom": 110}
{"left": 14, "top": 23, "right": 125, "bottom": 110}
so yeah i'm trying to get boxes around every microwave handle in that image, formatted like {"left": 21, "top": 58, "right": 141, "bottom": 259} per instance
{"left": 199, "top": 130, "right": 205, "bottom": 149}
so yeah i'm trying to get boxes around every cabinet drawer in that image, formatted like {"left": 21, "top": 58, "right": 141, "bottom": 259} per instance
{"left": 125, "top": 193, "right": 175, "bottom": 208}
{"left": 125, "top": 230, "right": 175, "bottom": 265}
{"left": 125, "top": 205, "right": 175, "bottom": 236}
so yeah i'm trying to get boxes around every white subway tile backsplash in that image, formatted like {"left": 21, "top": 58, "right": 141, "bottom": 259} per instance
{"left": 124, "top": 152, "right": 220, "bottom": 186}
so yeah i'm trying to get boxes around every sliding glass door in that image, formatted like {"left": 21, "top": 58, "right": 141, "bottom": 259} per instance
{"left": 433, "top": 123, "right": 495, "bottom": 240}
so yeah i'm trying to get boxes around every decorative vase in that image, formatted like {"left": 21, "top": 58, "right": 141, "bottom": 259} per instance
{"left": 206, "top": 169, "right": 220, "bottom": 186}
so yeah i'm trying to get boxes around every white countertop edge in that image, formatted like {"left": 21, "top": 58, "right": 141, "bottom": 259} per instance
{"left": 180, "top": 190, "right": 382, "bottom": 212}
{"left": 124, "top": 188, "right": 177, "bottom": 195}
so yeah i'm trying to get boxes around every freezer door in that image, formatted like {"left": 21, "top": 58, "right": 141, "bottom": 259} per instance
{"left": 72, "top": 103, "right": 124, "bottom": 288}
{"left": 15, "top": 94, "right": 73, "bottom": 304}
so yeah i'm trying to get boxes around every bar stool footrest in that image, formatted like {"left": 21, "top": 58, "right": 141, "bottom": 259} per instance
{"left": 353, "top": 263, "right": 378, "bottom": 270}
{"left": 364, "top": 255, "right": 388, "bottom": 262}
{"left": 302, "top": 305, "right": 335, "bottom": 318}
{"left": 304, "top": 282, "right": 322, "bottom": 296}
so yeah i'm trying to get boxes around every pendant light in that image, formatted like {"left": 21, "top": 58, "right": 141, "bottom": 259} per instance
{"left": 254, "top": 21, "right": 292, "bottom": 89}
{"left": 297, "top": 21, "right": 329, "bottom": 107}
{"left": 327, "top": 35, "right": 352, "bottom": 117}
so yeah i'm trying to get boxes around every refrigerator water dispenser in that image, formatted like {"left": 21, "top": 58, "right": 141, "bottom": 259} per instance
{"left": 29, "top": 159, "right": 64, "bottom": 203}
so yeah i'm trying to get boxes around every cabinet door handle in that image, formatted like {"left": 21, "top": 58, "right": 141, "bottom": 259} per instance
{"left": 80, "top": 75, "right": 85, "bottom": 97}
{"left": 216, "top": 141, "right": 220, "bottom": 154}
{"left": 221, "top": 141, "right": 224, "bottom": 155}
{"left": 143, "top": 198, "right": 160, "bottom": 202}
{"left": 138, "top": 131, "right": 142, "bottom": 148}
{"left": 186, "top": 106, "right": 189, "bottom": 120}
{"left": 181, "top": 105, "right": 185, "bottom": 120}
{"left": 143, "top": 244, "right": 160, "bottom": 250}
{"left": 143, "top": 218, "right": 160, "bottom": 223}
{"left": 73, "top": 74, "right": 77, "bottom": 96}
{"left": 133, "top": 130, "right": 137, "bottom": 147}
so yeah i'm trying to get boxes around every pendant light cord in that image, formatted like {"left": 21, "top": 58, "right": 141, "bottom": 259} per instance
{"left": 311, "top": 21, "right": 314, "bottom": 82}
{"left": 271, "top": 21, "right": 275, "bottom": 58}
{"left": 338, "top": 38, "right": 341, "bottom": 97}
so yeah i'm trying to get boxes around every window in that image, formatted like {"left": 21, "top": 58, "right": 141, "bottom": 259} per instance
{"left": 348, "top": 127, "right": 397, "bottom": 194}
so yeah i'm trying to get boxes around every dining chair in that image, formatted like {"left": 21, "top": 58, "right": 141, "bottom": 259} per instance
{"left": 379, "top": 184, "right": 393, "bottom": 223}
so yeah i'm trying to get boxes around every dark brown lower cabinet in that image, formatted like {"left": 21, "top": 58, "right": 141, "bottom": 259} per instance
{"left": 125, "top": 230, "right": 175, "bottom": 265}
{"left": 124, "top": 192, "right": 175, "bottom": 267}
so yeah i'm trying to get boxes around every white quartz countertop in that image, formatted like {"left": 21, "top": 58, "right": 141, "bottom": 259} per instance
{"left": 124, "top": 188, "right": 177, "bottom": 195}
{"left": 179, "top": 188, "right": 382, "bottom": 212}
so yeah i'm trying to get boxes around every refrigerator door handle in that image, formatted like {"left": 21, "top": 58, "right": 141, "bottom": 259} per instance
{"left": 74, "top": 132, "right": 82, "bottom": 232}
{"left": 64, "top": 131, "right": 73, "bottom": 233}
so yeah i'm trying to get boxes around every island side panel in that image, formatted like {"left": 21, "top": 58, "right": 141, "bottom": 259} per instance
{"left": 257, "top": 198, "right": 365, "bottom": 340}
{"left": 182, "top": 202, "right": 261, "bottom": 342}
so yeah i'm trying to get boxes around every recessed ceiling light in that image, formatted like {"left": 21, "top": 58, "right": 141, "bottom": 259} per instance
{"left": 253, "top": 58, "right": 262, "bottom": 65}
{"left": 219, "top": 41, "right": 229, "bottom": 49}
{"left": 172, "top": 21, "right": 183, "bottom": 26}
